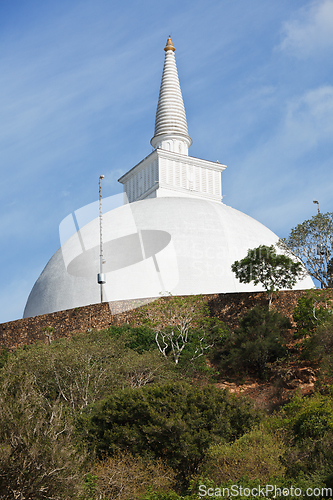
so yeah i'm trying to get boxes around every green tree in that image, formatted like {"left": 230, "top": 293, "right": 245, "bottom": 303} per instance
{"left": 82, "top": 382, "right": 261, "bottom": 489}
{"left": 218, "top": 306, "right": 290, "bottom": 378}
{"left": 231, "top": 245, "right": 305, "bottom": 309}
{"left": 279, "top": 212, "right": 333, "bottom": 289}
{"left": 293, "top": 290, "right": 332, "bottom": 340}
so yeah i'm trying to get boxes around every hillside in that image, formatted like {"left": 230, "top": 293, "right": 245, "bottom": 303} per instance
{"left": 0, "top": 289, "right": 333, "bottom": 499}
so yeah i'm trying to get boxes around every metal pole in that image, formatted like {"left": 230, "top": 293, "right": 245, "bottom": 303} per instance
{"left": 98, "top": 175, "right": 105, "bottom": 303}
{"left": 313, "top": 200, "right": 320, "bottom": 214}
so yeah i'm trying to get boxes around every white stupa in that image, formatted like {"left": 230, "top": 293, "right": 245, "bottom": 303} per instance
{"left": 23, "top": 37, "right": 313, "bottom": 318}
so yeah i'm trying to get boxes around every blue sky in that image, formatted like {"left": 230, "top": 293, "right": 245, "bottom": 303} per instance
{"left": 1, "top": 0, "right": 333, "bottom": 323}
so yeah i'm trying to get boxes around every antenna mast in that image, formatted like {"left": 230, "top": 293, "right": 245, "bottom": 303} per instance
{"left": 97, "top": 175, "right": 106, "bottom": 302}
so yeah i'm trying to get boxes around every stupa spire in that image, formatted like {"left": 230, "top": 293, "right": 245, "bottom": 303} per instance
{"left": 150, "top": 36, "right": 192, "bottom": 155}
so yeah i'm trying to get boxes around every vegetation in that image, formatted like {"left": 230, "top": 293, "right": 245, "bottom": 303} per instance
{"left": 198, "top": 424, "right": 286, "bottom": 484}
{"left": 271, "top": 393, "right": 333, "bottom": 482}
{"left": 298, "top": 314, "right": 333, "bottom": 387}
{"left": 216, "top": 305, "right": 291, "bottom": 378}
{"left": 0, "top": 369, "right": 84, "bottom": 499}
{"left": 279, "top": 212, "right": 333, "bottom": 289}
{"left": 141, "top": 294, "right": 225, "bottom": 364}
{"left": 293, "top": 289, "right": 332, "bottom": 340}
{"left": 92, "top": 452, "right": 175, "bottom": 500}
{"left": 82, "top": 382, "right": 261, "bottom": 488}
{"left": 1, "top": 292, "right": 333, "bottom": 499}
{"left": 231, "top": 244, "right": 305, "bottom": 309}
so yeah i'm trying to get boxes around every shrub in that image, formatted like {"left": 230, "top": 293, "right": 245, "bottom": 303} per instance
{"left": 0, "top": 331, "right": 129, "bottom": 412}
{"left": 0, "top": 330, "right": 178, "bottom": 412}
{"left": 298, "top": 315, "right": 333, "bottom": 388}
{"left": 198, "top": 424, "right": 286, "bottom": 484}
{"left": 93, "top": 452, "right": 175, "bottom": 500}
{"left": 0, "top": 367, "right": 85, "bottom": 499}
{"left": 107, "top": 324, "right": 157, "bottom": 353}
{"left": 293, "top": 291, "right": 332, "bottom": 341}
{"left": 141, "top": 295, "right": 225, "bottom": 365}
{"left": 82, "top": 382, "right": 262, "bottom": 489}
{"left": 271, "top": 393, "right": 333, "bottom": 480}
{"left": 218, "top": 306, "right": 290, "bottom": 378}
{"left": 0, "top": 347, "right": 11, "bottom": 369}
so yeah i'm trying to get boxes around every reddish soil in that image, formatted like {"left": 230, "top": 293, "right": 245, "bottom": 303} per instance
{"left": 216, "top": 374, "right": 316, "bottom": 412}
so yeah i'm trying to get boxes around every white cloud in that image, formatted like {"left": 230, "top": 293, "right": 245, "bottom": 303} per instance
{"left": 279, "top": 0, "right": 333, "bottom": 57}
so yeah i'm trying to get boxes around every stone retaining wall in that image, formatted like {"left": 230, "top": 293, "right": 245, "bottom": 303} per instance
{"left": 0, "top": 290, "right": 318, "bottom": 351}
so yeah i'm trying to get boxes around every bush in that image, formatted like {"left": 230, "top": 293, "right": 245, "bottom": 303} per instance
{"left": 293, "top": 291, "right": 332, "bottom": 341}
{"left": 313, "top": 320, "right": 333, "bottom": 386}
{"left": 0, "top": 367, "right": 85, "bottom": 499}
{"left": 283, "top": 393, "right": 333, "bottom": 442}
{"left": 140, "top": 491, "right": 193, "bottom": 500}
{"left": 0, "top": 331, "right": 130, "bottom": 413}
{"left": 271, "top": 393, "right": 333, "bottom": 481}
{"left": 81, "top": 382, "right": 262, "bottom": 489}
{"left": 0, "top": 347, "right": 11, "bottom": 369}
{"left": 193, "top": 474, "right": 330, "bottom": 500}
{"left": 93, "top": 452, "right": 175, "bottom": 500}
{"left": 141, "top": 295, "right": 225, "bottom": 365}
{"left": 198, "top": 424, "right": 286, "bottom": 484}
{"left": 218, "top": 306, "right": 290, "bottom": 378}
{"left": 0, "top": 330, "right": 179, "bottom": 413}
{"left": 299, "top": 315, "right": 333, "bottom": 386}
{"left": 107, "top": 324, "right": 157, "bottom": 353}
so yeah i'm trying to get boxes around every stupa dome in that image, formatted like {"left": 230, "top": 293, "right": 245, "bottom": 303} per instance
{"left": 24, "top": 196, "right": 313, "bottom": 318}
{"left": 23, "top": 37, "right": 313, "bottom": 318}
